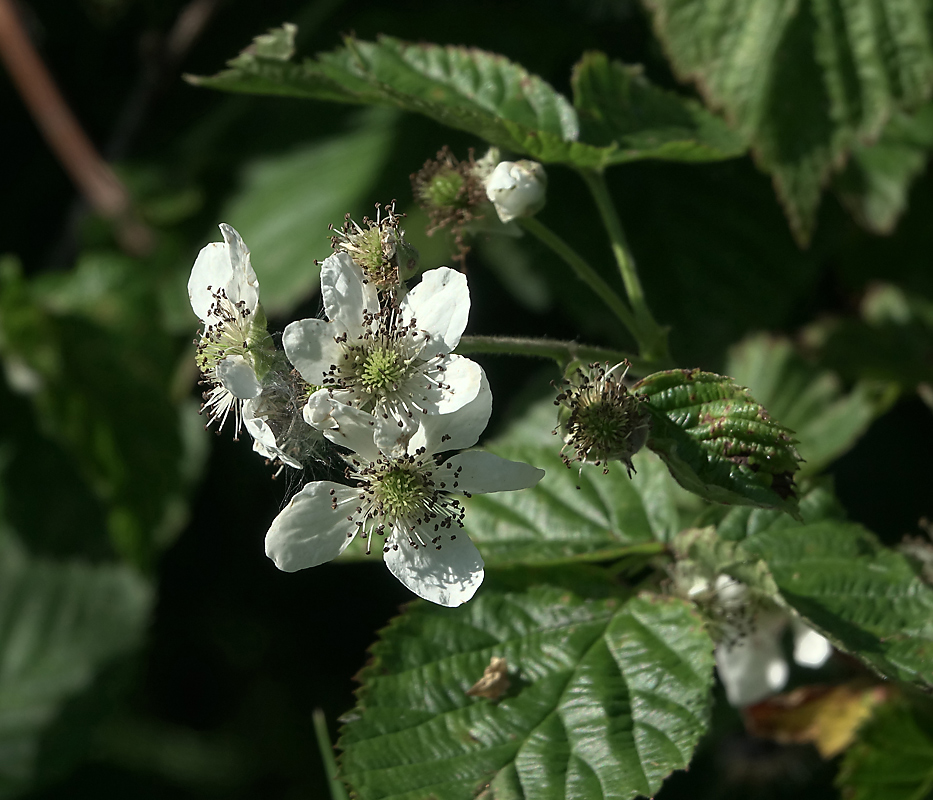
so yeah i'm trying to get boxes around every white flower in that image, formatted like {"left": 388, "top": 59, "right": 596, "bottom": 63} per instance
{"left": 484, "top": 160, "right": 547, "bottom": 223}
{"left": 188, "top": 224, "right": 267, "bottom": 432}
{"left": 264, "top": 387, "right": 544, "bottom": 607}
{"left": 282, "top": 253, "right": 486, "bottom": 437}
{"left": 713, "top": 576, "right": 832, "bottom": 706}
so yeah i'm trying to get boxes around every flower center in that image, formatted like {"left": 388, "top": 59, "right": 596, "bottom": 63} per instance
{"left": 376, "top": 467, "right": 430, "bottom": 519}
{"left": 342, "top": 451, "right": 466, "bottom": 555}
{"left": 360, "top": 346, "right": 405, "bottom": 391}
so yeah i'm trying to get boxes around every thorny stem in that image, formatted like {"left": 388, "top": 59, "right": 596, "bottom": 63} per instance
{"left": 578, "top": 169, "right": 671, "bottom": 366}
{"left": 456, "top": 335, "right": 650, "bottom": 374}
{"left": 518, "top": 216, "right": 640, "bottom": 342}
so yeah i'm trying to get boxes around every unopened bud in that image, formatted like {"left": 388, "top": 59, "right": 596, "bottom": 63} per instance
{"left": 484, "top": 160, "right": 547, "bottom": 223}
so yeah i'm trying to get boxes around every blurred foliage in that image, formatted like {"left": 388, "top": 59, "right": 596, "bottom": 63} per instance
{"left": 1, "top": 0, "right": 932, "bottom": 798}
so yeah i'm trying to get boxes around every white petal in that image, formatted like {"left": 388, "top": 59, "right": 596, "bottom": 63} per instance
{"left": 188, "top": 241, "right": 231, "bottom": 322}
{"left": 401, "top": 267, "right": 470, "bottom": 356}
{"left": 408, "top": 369, "right": 492, "bottom": 455}
{"left": 264, "top": 482, "right": 358, "bottom": 571}
{"left": 313, "top": 398, "right": 384, "bottom": 463}
{"left": 217, "top": 355, "right": 262, "bottom": 399}
{"left": 219, "top": 224, "right": 259, "bottom": 312}
{"left": 792, "top": 620, "right": 832, "bottom": 668}
{"left": 384, "top": 530, "right": 484, "bottom": 607}
{"left": 436, "top": 450, "right": 544, "bottom": 495}
{"left": 243, "top": 399, "right": 302, "bottom": 469}
{"left": 715, "top": 612, "right": 789, "bottom": 707}
{"left": 283, "top": 318, "right": 344, "bottom": 385}
{"left": 320, "top": 252, "right": 378, "bottom": 336}
{"left": 418, "top": 355, "right": 482, "bottom": 415}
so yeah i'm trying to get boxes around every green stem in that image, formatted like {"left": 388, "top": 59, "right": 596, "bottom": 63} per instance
{"left": 518, "top": 215, "right": 639, "bottom": 340}
{"left": 578, "top": 169, "right": 670, "bottom": 365}
{"left": 313, "top": 709, "right": 349, "bottom": 800}
{"left": 456, "top": 334, "right": 648, "bottom": 373}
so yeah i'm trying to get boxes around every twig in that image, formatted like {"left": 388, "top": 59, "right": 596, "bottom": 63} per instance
{"left": 0, "top": 0, "right": 153, "bottom": 255}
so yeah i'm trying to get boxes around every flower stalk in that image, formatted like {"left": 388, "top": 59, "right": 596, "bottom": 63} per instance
{"left": 577, "top": 168, "right": 671, "bottom": 365}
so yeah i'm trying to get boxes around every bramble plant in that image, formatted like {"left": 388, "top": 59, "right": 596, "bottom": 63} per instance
{"left": 2, "top": 4, "right": 933, "bottom": 800}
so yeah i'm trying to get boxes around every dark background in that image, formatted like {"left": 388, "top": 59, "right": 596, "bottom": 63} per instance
{"left": 3, "top": 0, "right": 932, "bottom": 798}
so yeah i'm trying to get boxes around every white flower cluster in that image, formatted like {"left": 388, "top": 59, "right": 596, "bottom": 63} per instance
{"left": 685, "top": 573, "right": 833, "bottom": 707}
{"left": 189, "top": 221, "right": 544, "bottom": 606}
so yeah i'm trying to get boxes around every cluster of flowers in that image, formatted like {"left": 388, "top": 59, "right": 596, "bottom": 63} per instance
{"left": 188, "top": 208, "right": 543, "bottom": 607}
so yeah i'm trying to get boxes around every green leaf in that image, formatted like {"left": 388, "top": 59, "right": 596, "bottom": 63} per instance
{"left": 571, "top": 51, "right": 746, "bottom": 162}
{"left": 837, "top": 700, "right": 933, "bottom": 800}
{"left": 220, "top": 107, "right": 398, "bottom": 318}
{"left": 834, "top": 102, "right": 933, "bottom": 234}
{"left": 725, "top": 334, "right": 897, "bottom": 475}
{"left": 644, "top": 0, "right": 933, "bottom": 243}
{"left": 0, "top": 256, "right": 204, "bottom": 567}
{"left": 463, "top": 445, "right": 678, "bottom": 566}
{"left": 189, "top": 29, "right": 744, "bottom": 168}
{"left": 740, "top": 521, "right": 933, "bottom": 687}
{"left": 633, "top": 370, "right": 802, "bottom": 517}
{"left": 0, "top": 530, "right": 153, "bottom": 795}
{"left": 338, "top": 589, "right": 715, "bottom": 800}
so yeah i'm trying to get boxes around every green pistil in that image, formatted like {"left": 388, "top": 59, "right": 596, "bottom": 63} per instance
{"left": 361, "top": 347, "right": 405, "bottom": 390}
{"left": 421, "top": 170, "right": 466, "bottom": 209}
{"left": 378, "top": 468, "right": 428, "bottom": 518}
{"left": 351, "top": 227, "right": 385, "bottom": 273}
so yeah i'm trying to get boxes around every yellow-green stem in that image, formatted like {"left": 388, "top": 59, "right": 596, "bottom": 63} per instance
{"left": 518, "top": 216, "right": 639, "bottom": 342}
{"left": 456, "top": 335, "right": 649, "bottom": 374}
{"left": 578, "top": 169, "right": 671, "bottom": 365}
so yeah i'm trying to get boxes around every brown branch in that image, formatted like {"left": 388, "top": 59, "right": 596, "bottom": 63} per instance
{"left": 0, "top": 0, "right": 153, "bottom": 255}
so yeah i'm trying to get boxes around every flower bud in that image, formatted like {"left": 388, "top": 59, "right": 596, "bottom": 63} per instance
{"left": 554, "top": 360, "right": 649, "bottom": 478}
{"left": 484, "top": 160, "right": 547, "bottom": 223}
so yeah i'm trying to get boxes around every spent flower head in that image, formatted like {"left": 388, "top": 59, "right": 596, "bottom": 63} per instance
{"left": 284, "top": 252, "right": 487, "bottom": 438}
{"left": 554, "top": 360, "right": 650, "bottom": 478}
{"left": 330, "top": 202, "right": 418, "bottom": 290}
{"left": 264, "top": 389, "right": 544, "bottom": 606}
{"left": 411, "top": 146, "right": 490, "bottom": 264}
{"left": 188, "top": 224, "right": 271, "bottom": 433}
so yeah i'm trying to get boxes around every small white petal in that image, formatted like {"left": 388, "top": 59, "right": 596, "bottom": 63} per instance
{"left": 188, "top": 224, "right": 260, "bottom": 322}
{"left": 418, "top": 355, "right": 482, "bottom": 415}
{"left": 715, "top": 612, "right": 789, "bottom": 706}
{"left": 283, "top": 318, "right": 345, "bottom": 386}
{"left": 188, "top": 242, "right": 231, "bottom": 322}
{"left": 437, "top": 451, "right": 544, "bottom": 494}
{"left": 384, "top": 531, "right": 484, "bottom": 607}
{"left": 408, "top": 369, "right": 492, "bottom": 455}
{"left": 243, "top": 399, "right": 302, "bottom": 470}
{"left": 218, "top": 224, "right": 259, "bottom": 312}
{"left": 217, "top": 355, "right": 262, "bottom": 399}
{"left": 320, "top": 252, "right": 378, "bottom": 337}
{"left": 311, "top": 397, "right": 383, "bottom": 463}
{"left": 400, "top": 267, "right": 470, "bottom": 356}
{"left": 792, "top": 620, "right": 833, "bottom": 668}
{"left": 265, "top": 482, "right": 358, "bottom": 571}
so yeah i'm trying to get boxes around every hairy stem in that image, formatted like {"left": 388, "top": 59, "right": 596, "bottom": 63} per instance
{"left": 578, "top": 169, "right": 670, "bottom": 365}
{"left": 518, "top": 216, "right": 639, "bottom": 340}
{"left": 456, "top": 335, "right": 649, "bottom": 373}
